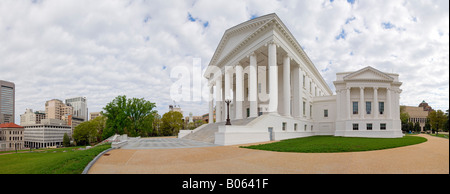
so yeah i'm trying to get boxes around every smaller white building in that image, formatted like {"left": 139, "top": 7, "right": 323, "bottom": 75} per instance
{"left": 23, "top": 119, "right": 72, "bottom": 148}
{"left": 322, "top": 66, "right": 403, "bottom": 138}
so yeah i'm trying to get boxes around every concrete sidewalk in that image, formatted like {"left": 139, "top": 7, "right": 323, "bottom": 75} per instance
{"left": 88, "top": 134, "right": 448, "bottom": 174}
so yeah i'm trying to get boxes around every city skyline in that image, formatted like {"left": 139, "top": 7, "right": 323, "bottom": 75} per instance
{"left": 0, "top": 0, "right": 448, "bottom": 124}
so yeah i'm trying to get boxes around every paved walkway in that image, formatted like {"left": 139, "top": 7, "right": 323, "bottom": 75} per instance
{"left": 121, "top": 138, "right": 218, "bottom": 149}
{"left": 88, "top": 134, "right": 448, "bottom": 174}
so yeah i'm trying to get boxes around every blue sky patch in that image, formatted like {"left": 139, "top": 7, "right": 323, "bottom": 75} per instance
{"left": 382, "top": 22, "right": 395, "bottom": 29}
{"left": 335, "top": 29, "right": 346, "bottom": 40}
{"left": 345, "top": 16, "right": 356, "bottom": 24}
{"left": 187, "top": 12, "right": 196, "bottom": 22}
{"left": 250, "top": 14, "right": 259, "bottom": 20}
{"left": 347, "top": 0, "right": 355, "bottom": 4}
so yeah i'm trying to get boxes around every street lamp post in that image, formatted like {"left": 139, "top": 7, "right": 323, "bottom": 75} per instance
{"left": 225, "top": 99, "right": 232, "bottom": 125}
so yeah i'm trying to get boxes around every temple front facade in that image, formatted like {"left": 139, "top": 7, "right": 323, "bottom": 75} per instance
{"left": 179, "top": 13, "right": 403, "bottom": 145}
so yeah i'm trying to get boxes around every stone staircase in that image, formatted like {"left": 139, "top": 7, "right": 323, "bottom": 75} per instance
{"left": 182, "top": 117, "right": 257, "bottom": 144}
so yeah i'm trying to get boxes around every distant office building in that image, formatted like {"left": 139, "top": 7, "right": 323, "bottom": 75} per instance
{"left": 23, "top": 119, "right": 71, "bottom": 149}
{"left": 0, "top": 80, "right": 15, "bottom": 124}
{"left": 20, "top": 109, "right": 46, "bottom": 125}
{"left": 65, "top": 97, "right": 88, "bottom": 121}
{"left": 0, "top": 123, "right": 24, "bottom": 151}
{"left": 89, "top": 112, "right": 102, "bottom": 120}
{"left": 45, "top": 99, "right": 73, "bottom": 121}
{"left": 169, "top": 105, "right": 183, "bottom": 115}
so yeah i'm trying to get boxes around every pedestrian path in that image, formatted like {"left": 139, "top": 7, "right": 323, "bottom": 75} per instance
{"left": 121, "top": 138, "right": 219, "bottom": 149}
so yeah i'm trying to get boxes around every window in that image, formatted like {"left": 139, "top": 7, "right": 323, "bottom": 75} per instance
{"left": 353, "top": 123, "right": 359, "bottom": 130}
{"left": 367, "top": 123, "right": 373, "bottom": 130}
{"left": 309, "top": 81, "right": 312, "bottom": 93}
{"left": 379, "top": 102, "right": 384, "bottom": 115}
{"left": 302, "top": 75, "right": 306, "bottom": 88}
{"left": 311, "top": 125, "right": 313, "bottom": 131}
{"left": 258, "top": 83, "right": 261, "bottom": 93}
{"left": 380, "top": 123, "right": 386, "bottom": 130}
{"left": 246, "top": 108, "right": 250, "bottom": 118}
{"left": 353, "top": 102, "right": 358, "bottom": 114}
{"left": 304, "top": 124, "right": 307, "bottom": 131}
{"left": 310, "top": 105, "right": 312, "bottom": 117}
{"left": 303, "top": 101, "right": 306, "bottom": 115}
{"left": 366, "top": 101, "right": 371, "bottom": 114}
{"left": 324, "top": 109, "right": 328, "bottom": 117}
{"left": 282, "top": 122, "right": 287, "bottom": 131}
{"left": 294, "top": 123, "right": 298, "bottom": 131}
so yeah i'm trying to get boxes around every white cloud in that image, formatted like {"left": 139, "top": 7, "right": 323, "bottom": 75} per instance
{"left": 0, "top": 0, "right": 448, "bottom": 124}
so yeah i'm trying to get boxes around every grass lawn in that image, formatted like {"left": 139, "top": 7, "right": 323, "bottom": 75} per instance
{"left": 0, "top": 143, "right": 111, "bottom": 174}
{"left": 241, "top": 135, "right": 427, "bottom": 153}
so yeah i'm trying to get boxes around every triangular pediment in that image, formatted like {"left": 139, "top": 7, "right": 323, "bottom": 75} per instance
{"left": 343, "top": 66, "right": 394, "bottom": 82}
{"left": 209, "top": 13, "right": 277, "bottom": 67}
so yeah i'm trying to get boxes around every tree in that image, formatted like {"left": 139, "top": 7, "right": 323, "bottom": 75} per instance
{"left": 102, "top": 95, "right": 156, "bottom": 139}
{"left": 152, "top": 112, "right": 162, "bottom": 136}
{"left": 90, "top": 116, "right": 106, "bottom": 142}
{"left": 73, "top": 121, "right": 98, "bottom": 146}
{"left": 63, "top": 133, "right": 70, "bottom": 147}
{"left": 413, "top": 122, "right": 421, "bottom": 133}
{"left": 161, "top": 111, "right": 184, "bottom": 136}
{"left": 400, "top": 112, "right": 410, "bottom": 132}
{"left": 428, "top": 110, "right": 447, "bottom": 135}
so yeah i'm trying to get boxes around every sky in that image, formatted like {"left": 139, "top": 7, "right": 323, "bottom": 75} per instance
{"left": 0, "top": 0, "right": 448, "bottom": 124}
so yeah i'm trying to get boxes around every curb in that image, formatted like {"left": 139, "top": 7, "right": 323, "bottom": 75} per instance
{"left": 82, "top": 147, "right": 115, "bottom": 174}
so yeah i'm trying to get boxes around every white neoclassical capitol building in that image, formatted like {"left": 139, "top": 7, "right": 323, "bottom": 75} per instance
{"left": 179, "top": 13, "right": 403, "bottom": 145}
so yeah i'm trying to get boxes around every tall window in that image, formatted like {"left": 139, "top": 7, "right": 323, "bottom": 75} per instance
{"left": 310, "top": 105, "right": 312, "bottom": 117}
{"left": 302, "top": 75, "right": 306, "bottom": 88}
{"left": 303, "top": 101, "right": 306, "bottom": 115}
{"left": 353, "top": 101, "right": 358, "bottom": 114}
{"left": 294, "top": 123, "right": 297, "bottom": 131}
{"left": 282, "top": 122, "right": 286, "bottom": 131}
{"left": 324, "top": 109, "right": 328, "bottom": 117}
{"left": 379, "top": 102, "right": 384, "bottom": 115}
{"left": 309, "top": 81, "right": 312, "bottom": 93}
{"left": 366, "top": 101, "right": 372, "bottom": 114}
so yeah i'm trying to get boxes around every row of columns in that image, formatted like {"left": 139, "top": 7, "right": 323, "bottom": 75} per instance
{"left": 341, "top": 86, "right": 392, "bottom": 120}
{"left": 208, "top": 41, "right": 314, "bottom": 123}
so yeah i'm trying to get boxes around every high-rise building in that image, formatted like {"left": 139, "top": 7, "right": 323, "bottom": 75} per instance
{"left": 65, "top": 97, "right": 88, "bottom": 121}
{"left": 45, "top": 99, "right": 73, "bottom": 121}
{"left": 0, "top": 80, "right": 15, "bottom": 124}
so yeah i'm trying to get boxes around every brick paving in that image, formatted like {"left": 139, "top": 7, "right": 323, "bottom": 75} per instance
{"left": 88, "top": 134, "right": 448, "bottom": 174}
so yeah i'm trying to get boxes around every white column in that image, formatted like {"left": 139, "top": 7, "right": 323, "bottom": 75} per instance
{"left": 209, "top": 84, "right": 214, "bottom": 124}
{"left": 215, "top": 78, "right": 222, "bottom": 122}
{"left": 224, "top": 67, "right": 231, "bottom": 119}
{"left": 235, "top": 64, "right": 243, "bottom": 120}
{"left": 283, "top": 55, "right": 291, "bottom": 116}
{"left": 249, "top": 52, "right": 258, "bottom": 118}
{"left": 299, "top": 70, "right": 304, "bottom": 118}
{"left": 268, "top": 42, "right": 278, "bottom": 114}
{"left": 360, "top": 87, "right": 365, "bottom": 119}
{"left": 386, "top": 88, "right": 391, "bottom": 119}
{"left": 336, "top": 89, "right": 341, "bottom": 120}
{"left": 347, "top": 87, "right": 351, "bottom": 119}
{"left": 292, "top": 65, "right": 300, "bottom": 118}
{"left": 373, "top": 87, "right": 378, "bottom": 119}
